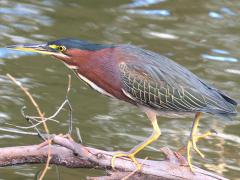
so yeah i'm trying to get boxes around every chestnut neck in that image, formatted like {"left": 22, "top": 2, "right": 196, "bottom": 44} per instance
{"left": 59, "top": 48, "right": 127, "bottom": 99}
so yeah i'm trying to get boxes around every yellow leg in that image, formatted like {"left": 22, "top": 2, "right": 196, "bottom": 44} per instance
{"left": 187, "top": 112, "right": 213, "bottom": 172}
{"left": 111, "top": 111, "right": 161, "bottom": 170}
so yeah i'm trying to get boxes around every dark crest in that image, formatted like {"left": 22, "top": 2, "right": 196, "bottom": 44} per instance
{"left": 48, "top": 38, "right": 115, "bottom": 51}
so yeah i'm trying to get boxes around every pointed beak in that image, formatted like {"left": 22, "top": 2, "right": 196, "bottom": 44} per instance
{"left": 7, "top": 43, "right": 60, "bottom": 56}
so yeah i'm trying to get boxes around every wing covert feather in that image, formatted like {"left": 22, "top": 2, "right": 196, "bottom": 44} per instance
{"left": 117, "top": 45, "right": 236, "bottom": 114}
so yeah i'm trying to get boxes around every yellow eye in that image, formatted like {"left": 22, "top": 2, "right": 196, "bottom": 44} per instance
{"left": 49, "top": 44, "right": 66, "bottom": 52}
{"left": 59, "top": 46, "right": 66, "bottom": 52}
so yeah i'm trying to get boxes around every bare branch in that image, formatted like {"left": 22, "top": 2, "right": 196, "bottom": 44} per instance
{"left": 0, "top": 135, "right": 227, "bottom": 180}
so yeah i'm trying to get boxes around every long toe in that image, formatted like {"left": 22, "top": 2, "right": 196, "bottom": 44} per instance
{"left": 192, "top": 130, "right": 214, "bottom": 158}
{"left": 196, "top": 130, "right": 214, "bottom": 141}
{"left": 111, "top": 151, "right": 142, "bottom": 170}
{"left": 187, "top": 131, "right": 212, "bottom": 172}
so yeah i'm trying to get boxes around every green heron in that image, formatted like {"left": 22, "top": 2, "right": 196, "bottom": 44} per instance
{"left": 8, "top": 39, "right": 237, "bottom": 172}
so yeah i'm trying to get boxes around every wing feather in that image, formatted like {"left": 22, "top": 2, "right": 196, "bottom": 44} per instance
{"left": 117, "top": 45, "right": 237, "bottom": 114}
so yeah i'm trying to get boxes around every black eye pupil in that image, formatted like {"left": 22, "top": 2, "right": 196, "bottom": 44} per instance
{"left": 59, "top": 46, "right": 65, "bottom": 51}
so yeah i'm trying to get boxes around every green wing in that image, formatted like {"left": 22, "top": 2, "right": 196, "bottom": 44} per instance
{"left": 119, "top": 62, "right": 208, "bottom": 112}
{"left": 117, "top": 45, "right": 237, "bottom": 114}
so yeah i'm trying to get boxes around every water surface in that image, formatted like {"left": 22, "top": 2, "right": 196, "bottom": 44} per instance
{"left": 0, "top": 0, "right": 239, "bottom": 179}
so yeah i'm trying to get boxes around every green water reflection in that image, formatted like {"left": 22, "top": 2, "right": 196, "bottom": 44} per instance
{"left": 0, "top": 0, "right": 239, "bottom": 179}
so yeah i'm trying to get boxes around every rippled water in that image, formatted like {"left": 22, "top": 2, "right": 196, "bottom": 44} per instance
{"left": 0, "top": 0, "right": 239, "bottom": 179}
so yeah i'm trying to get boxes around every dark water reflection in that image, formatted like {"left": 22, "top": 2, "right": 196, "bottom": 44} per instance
{"left": 0, "top": 0, "right": 239, "bottom": 179}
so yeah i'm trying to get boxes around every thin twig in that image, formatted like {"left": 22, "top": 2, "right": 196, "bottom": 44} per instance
{"left": 39, "top": 139, "right": 52, "bottom": 179}
{"left": 76, "top": 127, "right": 83, "bottom": 143}
{"left": 22, "top": 99, "right": 70, "bottom": 123}
{"left": 6, "top": 74, "right": 49, "bottom": 134}
{"left": 6, "top": 73, "right": 52, "bottom": 180}
{"left": 55, "top": 165, "right": 61, "bottom": 180}
{"left": 21, "top": 107, "right": 46, "bottom": 140}
{"left": 66, "top": 75, "right": 73, "bottom": 134}
{"left": 0, "top": 127, "right": 38, "bottom": 136}
{"left": 5, "top": 118, "right": 59, "bottom": 130}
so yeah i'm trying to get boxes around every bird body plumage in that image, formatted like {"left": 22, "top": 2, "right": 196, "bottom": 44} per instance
{"left": 58, "top": 42, "right": 237, "bottom": 117}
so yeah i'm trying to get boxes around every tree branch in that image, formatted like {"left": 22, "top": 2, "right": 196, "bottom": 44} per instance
{"left": 0, "top": 135, "right": 227, "bottom": 180}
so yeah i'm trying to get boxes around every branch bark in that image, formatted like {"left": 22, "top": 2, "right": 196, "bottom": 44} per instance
{"left": 0, "top": 135, "right": 227, "bottom": 180}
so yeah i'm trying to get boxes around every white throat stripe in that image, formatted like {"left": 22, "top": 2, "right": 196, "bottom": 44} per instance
{"left": 77, "top": 73, "right": 114, "bottom": 98}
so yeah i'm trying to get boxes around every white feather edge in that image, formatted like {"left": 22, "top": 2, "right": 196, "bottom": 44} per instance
{"left": 77, "top": 73, "right": 114, "bottom": 98}
{"left": 121, "top": 88, "right": 135, "bottom": 100}
{"left": 62, "top": 62, "right": 114, "bottom": 98}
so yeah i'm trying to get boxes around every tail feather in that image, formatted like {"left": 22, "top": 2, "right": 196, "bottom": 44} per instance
{"left": 203, "top": 91, "right": 238, "bottom": 116}
{"left": 200, "top": 80, "right": 238, "bottom": 115}
{"left": 218, "top": 91, "right": 238, "bottom": 106}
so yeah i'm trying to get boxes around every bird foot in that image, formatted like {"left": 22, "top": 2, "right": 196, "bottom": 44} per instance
{"left": 187, "top": 130, "right": 215, "bottom": 172}
{"left": 177, "top": 129, "right": 216, "bottom": 154}
{"left": 196, "top": 129, "right": 217, "bottom": 140}
{"left": 111, "top": 151, "right": 142, "bottom": 171}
